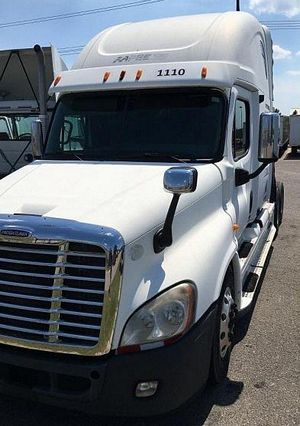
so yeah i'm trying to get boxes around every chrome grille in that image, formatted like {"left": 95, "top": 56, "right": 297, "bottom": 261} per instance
{"left": 0, "top": 240, "right": 106, "bottom": 348}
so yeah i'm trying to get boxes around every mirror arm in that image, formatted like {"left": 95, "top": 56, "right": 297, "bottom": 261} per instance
{"left": 236, "top": 162, "right": 271, "bottom": 187}
{"left": 248, "top": 162, "right": 269, "bottom": 180}
{"left": 153, "top": 194, "right": 181, "bottom": 254}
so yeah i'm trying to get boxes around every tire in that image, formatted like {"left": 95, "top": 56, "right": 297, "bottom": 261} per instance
{"left": 291, "top": 146, "right": 297, "bottom": 155}
{"left": 209, "top": 267, "right": 237, "bottom": 384}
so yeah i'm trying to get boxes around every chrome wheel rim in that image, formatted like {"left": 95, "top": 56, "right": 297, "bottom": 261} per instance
{"left": 219, "top": 287, "right": 235, "bottom": 359}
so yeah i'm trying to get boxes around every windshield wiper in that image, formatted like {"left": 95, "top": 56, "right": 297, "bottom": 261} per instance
{"left": 143, "top": 152, "right": 190, "bottom": 163}
{"left": 45, "top": 152, "right": 84, "bottom": 161}
{"left": 110, "top": 152, "right": 193, "bottom": 163}
{"left": 69, "top": 152, "right": 84, "bottom": 161}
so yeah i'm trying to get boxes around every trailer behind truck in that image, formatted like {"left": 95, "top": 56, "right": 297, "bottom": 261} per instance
{"left": 289, "top": 109, "right": 300, "bottom": 154}
{"left": 0, "top": 46, "right": 66, "bottom": 177}
{"left": 0, "top": 12, "right": 284, "bottom": 416}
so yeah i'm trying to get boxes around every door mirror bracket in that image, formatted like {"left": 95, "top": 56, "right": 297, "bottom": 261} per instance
{"left": 235, "top": 168, "right": 250, "bottom": 186}
{"left": 153, "top": 167, "right": 198, "bottom": 253}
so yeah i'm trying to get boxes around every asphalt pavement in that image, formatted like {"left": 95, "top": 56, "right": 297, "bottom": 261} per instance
{"left": 0, "top": 150, "right": 299, "bottom": 425}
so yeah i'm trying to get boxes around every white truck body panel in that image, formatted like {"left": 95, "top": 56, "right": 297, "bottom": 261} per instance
{"left": 52, "top": 12, "right": 273, "bottom": 107}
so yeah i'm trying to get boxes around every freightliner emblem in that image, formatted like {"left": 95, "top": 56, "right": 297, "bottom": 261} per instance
{"left": 0, "top": 229, "right": 31, "bottom": 238}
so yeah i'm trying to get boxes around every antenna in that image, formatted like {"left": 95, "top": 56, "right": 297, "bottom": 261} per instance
{"left": 236, "top": 0, "right": 240, "bottom": 11}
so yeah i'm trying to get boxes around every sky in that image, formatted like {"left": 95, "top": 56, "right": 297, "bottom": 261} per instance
{"left": 0, "top": 0, "right": 299, "bottom": 114}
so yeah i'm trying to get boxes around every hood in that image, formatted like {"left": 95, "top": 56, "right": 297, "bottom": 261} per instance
{"left": 0, "top": 161, "right": 222, "bottom": 244}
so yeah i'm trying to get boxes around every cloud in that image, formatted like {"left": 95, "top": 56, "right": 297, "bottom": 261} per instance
{"left": 296, "top": 51, "right": 300, "bottom": 56}
{"left": 273, "top": 44, "right": 292, "bottom": 60}
{"left": 287, "top": 70, "right": 300, "bottom": 76}
{"left": 249, "top": 0, "right": 300, "bottom": 17}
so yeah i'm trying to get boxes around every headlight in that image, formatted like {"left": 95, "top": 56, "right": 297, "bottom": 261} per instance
{"left": 119, "top": 282, "right": 196, "bottom": 351}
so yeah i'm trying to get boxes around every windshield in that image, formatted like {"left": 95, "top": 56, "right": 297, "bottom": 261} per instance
{"left": 45, "top": 89, "right": 226, "bottom": 162}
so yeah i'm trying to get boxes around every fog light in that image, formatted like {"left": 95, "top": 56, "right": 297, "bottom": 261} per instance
{"left": 135, "top": 381, "right": 158, "bottom": 398}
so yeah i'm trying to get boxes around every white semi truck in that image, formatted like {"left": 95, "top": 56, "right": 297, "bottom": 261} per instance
{"left": 0, "top": 46, "right": 66, "bottom": 177}
{"left": 289, "top": 109, "right": 300, "bottom": 154}
{"left": 0, "top": 12, "right": 284, "bottom": 416}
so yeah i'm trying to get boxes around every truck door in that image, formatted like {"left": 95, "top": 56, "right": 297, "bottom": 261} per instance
{"left": 230, "top": 88, "right": 253, "bottom": 240}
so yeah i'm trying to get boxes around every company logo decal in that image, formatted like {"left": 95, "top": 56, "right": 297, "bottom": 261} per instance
{"left": 0, "top": 229, "right": 31, "bottom": 238}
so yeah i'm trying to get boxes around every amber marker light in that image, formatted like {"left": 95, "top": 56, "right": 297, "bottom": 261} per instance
{"left": 201, "top": 66, "right": 208, "bottom": 79}
{"left": 119, "top": 70, "right": 126, "bottom": 81}
{"left": 232, "top": 224, "right": 240, "bottom": 232}
{"left": 53, "top": 75, "right": 62, "bottom": 86}
{"left": 135, "top": 70, "right": 143, "bottom": 81}
{"left": 103, "top": 72, "right": 111, "bottom": 83}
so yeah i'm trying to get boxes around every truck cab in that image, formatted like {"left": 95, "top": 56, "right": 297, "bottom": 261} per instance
{"left": 0, "top": 12, "right": 283, "bottom": 416}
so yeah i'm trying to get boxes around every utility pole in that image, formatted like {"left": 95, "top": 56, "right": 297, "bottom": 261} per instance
{"left": 236, "top": 0, "right": 240, "bottom": 11}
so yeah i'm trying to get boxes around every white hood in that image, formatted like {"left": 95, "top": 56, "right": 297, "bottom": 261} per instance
{"left": 0, "top": 161, "right": 221, "bottom": 244}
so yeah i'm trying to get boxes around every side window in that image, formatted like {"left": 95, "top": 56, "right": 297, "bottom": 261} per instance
{"left": 0, "top": 117, "right": 12, "bottom": 140}
{"left": 60, "top": 115, "right": 86, "bottom": 151}
{"left": 232, "top": 99, "right": 249, "bottom": 160}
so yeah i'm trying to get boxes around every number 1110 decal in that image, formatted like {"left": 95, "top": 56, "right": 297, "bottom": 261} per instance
{"left": 157, "top": 69, "right": 186, "bottom": 77}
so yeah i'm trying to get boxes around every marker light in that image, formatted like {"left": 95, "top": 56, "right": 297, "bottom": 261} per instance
{"left": 201, "top": 66, "right": 208, "bottom": 78}
{"left": 103, "top": 72, "right": 111, "bottom": 83}
{"left": 232, "top": 223, "right": 240, "bottom": 232}
{"left": 53, "top": 75, "right": 62, "bottom": 86}
{"left": 135, "top": 70, "right": 143, "bottom": 81}
{"left": 119, "top": 70, "right": 126, "bottom": 81}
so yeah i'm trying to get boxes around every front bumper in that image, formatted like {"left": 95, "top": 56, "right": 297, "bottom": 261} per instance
{"left": 0, "top": 303, "right": 217, "bottom": 417}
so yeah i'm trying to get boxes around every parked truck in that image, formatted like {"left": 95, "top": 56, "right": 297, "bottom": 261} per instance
{"left": 279, "top": 115, "right": 289, "bottom": 154}
{"left": 289, "top": 109, "right": 300, "bottom": 154}
{"left": 0, "top": 12, "right": 284, "bottom": 416}
{"left": 0, "top": 46, "right": 66, "bottom": 177}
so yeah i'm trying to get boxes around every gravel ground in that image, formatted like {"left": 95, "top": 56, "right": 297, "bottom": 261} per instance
{"left": 0, "top": 150, "right": 299, "bottom": 425}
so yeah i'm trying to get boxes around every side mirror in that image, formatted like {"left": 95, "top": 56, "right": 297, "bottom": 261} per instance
{"left": 164, "top": 167, "right": 198, "bottom": 194}
{"left": 154, "top": 167, "right": 198, "bottom": 253}
{"left": 258, "top": 112, "right": 280, "bottom": 163}
{"left": 31, "top": 120, "right": 44, "bottom": 159}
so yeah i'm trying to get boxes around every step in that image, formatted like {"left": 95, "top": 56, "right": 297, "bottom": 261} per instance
{"left": 240, "top": 224, "right": 277, "bottom": 311}
{"left": 238, "top": 242, "right": 254, "bottom": 259}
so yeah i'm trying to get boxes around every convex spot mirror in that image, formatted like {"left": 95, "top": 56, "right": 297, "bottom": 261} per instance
{"left": 31, "top": 120, "right": 43, "bottom": 159}
{"left": 164, "top": 167, "right": 198, "bottom": 194}
{"left": 258, "top": 112, "right": 280, "bottom": 163}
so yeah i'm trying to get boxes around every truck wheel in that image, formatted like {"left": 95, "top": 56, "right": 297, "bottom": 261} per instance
{"left": 291, "top": 146, "right": 297, "bottom": 155}
{"left": 209, "top": 268, "right": 237, "bottom": 384}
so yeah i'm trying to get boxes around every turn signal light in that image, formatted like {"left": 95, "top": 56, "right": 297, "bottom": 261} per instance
{"left": 119, "top": 70, "right": 126, "bottom": 81}
{"left": 136, "top": 70, "right": 143, "bottom": 81}
{"left": 103, "top": 72, "right": 111, "bottom": 83}
{"left": 232, "top": 224, "right": 240, "bottom": 232}
{"left": 53, "top": 75, "right": 62, "bottom": 86}
{"left": 201, "top": 66, "right": 208, "bottom": 79}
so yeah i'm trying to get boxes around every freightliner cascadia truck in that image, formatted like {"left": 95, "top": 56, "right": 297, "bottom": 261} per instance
{"left": 0, "top": 12, "right": 284, "bottom": 416}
